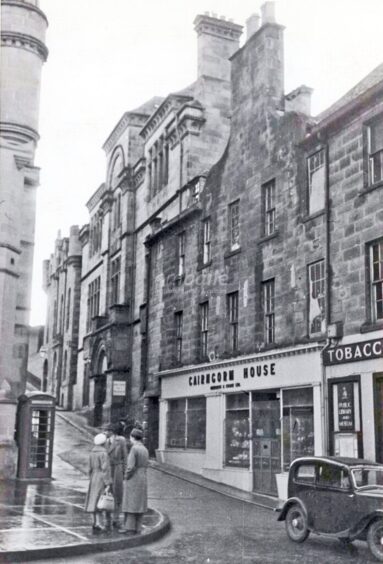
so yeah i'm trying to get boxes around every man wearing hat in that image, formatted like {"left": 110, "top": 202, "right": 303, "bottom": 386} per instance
{"left": 119, "top": 427, "right": 149, "bottom": 535}
{"left": 104, "top": 422, "right": 127, "bottom": 529}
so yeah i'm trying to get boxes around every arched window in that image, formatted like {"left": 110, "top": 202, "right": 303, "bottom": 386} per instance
{"left": 59, "top": 294, "right": 64, "bottom": 333}
{"left": 66, "top": 288, "right": 71, "bottom": 330}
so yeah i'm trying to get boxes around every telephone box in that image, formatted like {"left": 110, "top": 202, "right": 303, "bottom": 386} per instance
{"left": 16, "top": 392, "right": 56, "bottom": 480}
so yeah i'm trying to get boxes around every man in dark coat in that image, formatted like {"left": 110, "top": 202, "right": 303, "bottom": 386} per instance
{"left": 119, "top": 427, "right": 149, "bottom": 535}
{"left": 104, "top": 422, "right": 127, "bottom": 528}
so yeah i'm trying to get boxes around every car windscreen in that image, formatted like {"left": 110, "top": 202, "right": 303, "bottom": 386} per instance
{"left": 351, "top": 466, "right": 383, "bottom": 490}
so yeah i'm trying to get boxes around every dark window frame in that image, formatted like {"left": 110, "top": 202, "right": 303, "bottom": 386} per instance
{"left": 262, "top": 279, "right": 275, "bottom": 345}
{"left": 307, "top": 148, "right": 326, "bottom": 216}
{"left": 262, "top": 179, "right": 276, "bottom": 236}
{"left": 200, "top": 301, "right": 209, "bottom": 359}
{"left": 229, "top": 200, "right": 240, "bottom": 251}
{"left": 227, "top": 291, "right": 239, "bottom": 351}
{"left": 175, "top": 311, "right": 183, "bottom": 363}
{"left": 307, "top": 259, "right": 326, "bottom": 336}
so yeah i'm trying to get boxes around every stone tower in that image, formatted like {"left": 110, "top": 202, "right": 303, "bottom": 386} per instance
{"left": 0, "top": 0, "right": 48, "bottom": 478}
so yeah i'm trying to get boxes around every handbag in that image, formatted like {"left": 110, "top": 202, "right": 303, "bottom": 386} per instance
{"left": 97, "top": 488, "right": 115, "bottom": 512}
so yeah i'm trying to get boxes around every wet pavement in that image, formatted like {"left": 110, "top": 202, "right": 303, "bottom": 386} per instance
{"left": 0, "top": 480, "right": 168, "bottom": 561}
{"left": 0, "top": 414, "right": 169, "bottom": 561}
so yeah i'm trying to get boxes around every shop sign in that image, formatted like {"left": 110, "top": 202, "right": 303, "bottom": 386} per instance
{"left": 112, "top": 381, "right": 126, "bottom": 397}
{"left": 188, "top": 361, "right": 277, "bottom": 391}
{"left": 337, "top": 382, "right": 354, "bottom": 431}
{"left": 323, "top": 338, "right": 383, "bottom": 366}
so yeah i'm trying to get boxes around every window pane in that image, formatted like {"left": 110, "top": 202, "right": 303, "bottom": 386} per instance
{"left": 283, "top": 406, "right": 314, "bottom": 471}
{"left": 166, "top": 399, "right": 186, "bottom": 448}
{"left": 308, "top": 150, "right": 325, "bottom": 215}
{"left": 225, "top": 405, "right": 250, "bottom": 467}
{"left": 187, "top": 397, "right": 206, "bottom": 449}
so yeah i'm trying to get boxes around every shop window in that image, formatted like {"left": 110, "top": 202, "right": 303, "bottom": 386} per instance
{"left": 263, "top": 179, "right": 276, "bottom": 236}
{"left": 200, "top": 302, "right": 209, "bottom": 359}
{"left": 282, "top": 387, "right": 314, "bottom": 471}
{"left": 229, "top": 200, "right": 240, "bottom": 251}
{"left": 166, "top": 397, "right": 206, "bottom": 449}
{"left": 186, "top": 397, "right": 206, "bottom": 449}
{"left": 227, "top": 291, "right": 239, "bottom": 351}
{"left": 202, "top": 218, "right": 211, "bottom": 264}
{"left": 175, "top": 311, "right": 183, "bottom": 363}
{"left": 368, "top": 115, "right": 383, "bottom": 186}
{"left": 111, "top": 256, "right": 121, "bottom": 305}
{"left": 369, "top": 239, "right": 383, "bottom": 322}
{"left": 308, "top": 259, "right": 325, "bottom": 335}
{"left": 307, "top": 149, "right": 325, "bottom": 215}
{"left": 262, "top": 279, "right": 275, "bottom": 344}
{"left": 225, "top": 393, "right": 250, "bottom": 467}
{"left": 177, "top": 232, "right": 185, "bottom": 278}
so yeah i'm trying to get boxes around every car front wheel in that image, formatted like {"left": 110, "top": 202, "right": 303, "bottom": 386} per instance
{"left": 367, "top": 519, "right": 383, "bottom": 562}
{"left": 285, "top": 504, "right": 310, "bottom": 543}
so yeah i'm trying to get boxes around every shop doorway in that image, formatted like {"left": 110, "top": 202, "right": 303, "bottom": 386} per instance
{"left": 252, "top": 391, "right": 281, "bottom": 495}
{"left": 374, "top": 374, "right": 383, "bottom": 463}
{"left": 93, "top": 351, "right": 107, "bottom": 427}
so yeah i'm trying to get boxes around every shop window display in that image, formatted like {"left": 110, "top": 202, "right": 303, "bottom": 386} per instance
{"left": 282, "top": 388, "right": 314, "bottom": 471}
{"left": 225, "top": 393, "right": 250, "bottom": 467}
{"left": 166, "top": 397, "right": 206, "bottom": 449}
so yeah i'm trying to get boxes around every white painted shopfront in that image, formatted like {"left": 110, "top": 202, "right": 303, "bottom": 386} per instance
{"left": 324, "top": 331, "right": 383, "bottom": 464}
{"left": 156, "top": 344, "right": 324, "bottom": 496}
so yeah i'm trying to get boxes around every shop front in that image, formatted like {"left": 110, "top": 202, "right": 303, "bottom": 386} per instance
{"left": 323, "top": 332, "right": 383, "bottom": 462}
{"left": 157, "top": 344, "right": 324, "bottom": 496}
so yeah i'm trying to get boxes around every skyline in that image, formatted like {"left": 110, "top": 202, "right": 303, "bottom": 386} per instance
{"left": 31, "top": 0, "right": 383, "bottom": 324}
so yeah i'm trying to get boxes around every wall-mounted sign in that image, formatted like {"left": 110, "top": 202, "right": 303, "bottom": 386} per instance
{"left": 337, "top": 382, "right": 354, "bottom": 431}
{"left": 112, "top": 381, "right": 126, "bottom": 397}
{"left": 188, "top": 362, "right": 277, "bottom": 391}
{"left": 323, "top": 338, "right": 382, "bottom": 366}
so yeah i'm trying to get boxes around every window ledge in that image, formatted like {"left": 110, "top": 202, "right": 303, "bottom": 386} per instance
{"left": 197, "top": 259, "right": 212, "bottom": 271}
{"left": 224, "top": 247, "right": 242, "bottom": 259}
{"left": 258, "top": 230, "right": 279, "bottom": 244}
{"left": 360, "top": 321, "right": 383, "bottom": 334}
{"left": 175, "top": 274, "right": 185, "bottom": 286}
{"left": 301, "top": 210, "right": 325, "bottom": 223}
{"left": 359, "top": 180, "right": 383, "bottom": 196}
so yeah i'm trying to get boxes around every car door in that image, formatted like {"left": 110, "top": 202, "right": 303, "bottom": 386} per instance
{"left": 313, "top": 463, "right": 357, "bottom": 533}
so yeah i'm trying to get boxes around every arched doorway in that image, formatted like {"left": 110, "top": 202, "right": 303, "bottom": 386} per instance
{"left": 94, "top": 351, "right": 107, "bottom": 427}
{"left": 42, "top": 359, "right": 48, "bottom": 392}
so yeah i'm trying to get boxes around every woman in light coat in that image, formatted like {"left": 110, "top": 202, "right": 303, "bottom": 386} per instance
{"left": 119, "top": 427, "right": 149, "bottom": 535}
{"left": 104, "top": 422, "right": 127, "bottom": 528}
{"left": 84, "top": 433, "right": 112, "bottom": 533}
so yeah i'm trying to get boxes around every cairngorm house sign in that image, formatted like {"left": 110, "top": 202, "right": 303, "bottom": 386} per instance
{"left": 323, "top": 338, "right": 383, "bottom": 366}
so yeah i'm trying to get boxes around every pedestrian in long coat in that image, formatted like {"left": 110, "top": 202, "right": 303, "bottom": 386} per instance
{"left": 119, "top": 427, "right": 149, "bottom": 535}
{"left": 104, "top": 422, "right": 127, "bottom": 528}
{"left": 84, "top": 433, "right": 112, "bottom": 533}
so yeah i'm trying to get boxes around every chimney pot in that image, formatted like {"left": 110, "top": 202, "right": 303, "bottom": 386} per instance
{"left": 246, "top": 13, "right": 261, "bottom": 39}
{"left": 261, "top": 1, "right": 276, "bottom": 25}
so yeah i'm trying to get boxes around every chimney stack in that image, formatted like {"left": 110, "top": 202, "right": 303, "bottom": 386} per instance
{"left": 285, "top": 85, "right": 313, "bottom": 116}
{"left": 246, "top": 14, "right": 261, "bottom": 40}
{"left": 194, "top": 14, "right": 243, "bottom": 81}
{"left": 261, "top": 1, "right": 276, "bottom": 25}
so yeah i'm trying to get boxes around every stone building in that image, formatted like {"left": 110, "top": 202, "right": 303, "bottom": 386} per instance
{"left": 42, "top": 227, "right": 82, "bottom": 410}
{"left": 0, "top": 0, "right": 48, "bottom": 478}
{"left": 149, "top": 4, "right": 383, "bottom": 496}
{"left": 73, "top": 13, "right": 243, "bottom": 437}
{"left": 46, "top": 2, "right": 383, "bottom": 495}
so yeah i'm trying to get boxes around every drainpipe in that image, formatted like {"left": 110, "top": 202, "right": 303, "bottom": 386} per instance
{"left": 321, "top": 140, "right": 331, "bottom": 456}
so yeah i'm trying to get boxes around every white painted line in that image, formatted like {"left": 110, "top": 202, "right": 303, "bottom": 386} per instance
{"left": 34, "top": 492, "right": 84, "bottom": 510}
{"left": 21, "top": 510, "right": 88, "bottom": 542}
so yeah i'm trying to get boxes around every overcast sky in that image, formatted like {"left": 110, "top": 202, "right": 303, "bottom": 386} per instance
{"left": 31, "top": 0, "right": 383, "bottom": 325}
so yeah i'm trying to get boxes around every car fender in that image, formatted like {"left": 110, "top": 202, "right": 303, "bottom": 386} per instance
{"left": 277, "top": 497, "right": 308, "bottom": 522}
{"left": 350, "top": 510, "right": 383, "bottom": 540}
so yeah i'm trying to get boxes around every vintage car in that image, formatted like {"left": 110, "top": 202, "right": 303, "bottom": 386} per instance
{"left": 277, "top": 456, "right": 383, "bottom": 561}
